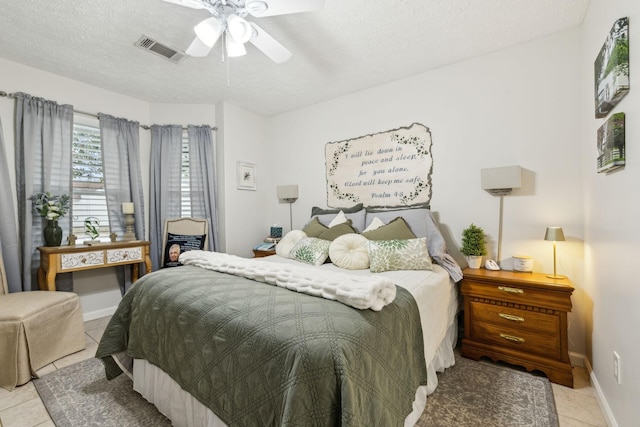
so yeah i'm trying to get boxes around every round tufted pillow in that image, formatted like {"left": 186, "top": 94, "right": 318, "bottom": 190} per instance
{"left": 275, "top": 230, "right": 307, "bottom": 258}
{"left": 329, "top": 233, "right": 370, "bottom": 270}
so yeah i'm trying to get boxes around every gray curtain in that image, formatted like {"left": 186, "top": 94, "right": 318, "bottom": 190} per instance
{"left": 100, "top": 114, "right": 145, "bottom": 293}
{"left": 99, "top": 114, "right": 145, "bottom": 241}
{"left": 149, "top": 125, "right": 183, "bottom": 269}
{"left": 14, "top": 93, "right": 73, "bottom": 292}
{"left": 188, "top": 125, "right": 219, "bottom": 251}
{"left": 0, "top": 118, "right": 21, "bottom": 293}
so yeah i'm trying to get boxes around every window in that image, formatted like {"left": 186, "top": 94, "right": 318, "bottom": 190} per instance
{"left": 181, "top": 131, "right": 191, "bottom": 216}
{"left": 72, "top": 124, "right": 110, "bottom": 239}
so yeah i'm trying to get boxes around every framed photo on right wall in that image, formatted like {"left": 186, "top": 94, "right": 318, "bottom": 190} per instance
{"left": 594, "top": 17, "right": 629, "bottom": 118}
{"left": 597, "top": 112, "right": 625, "bottom": 174}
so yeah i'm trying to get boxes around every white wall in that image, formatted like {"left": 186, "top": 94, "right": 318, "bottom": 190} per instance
{"left": 580, "top": 1, "right": 640, "bottom": 426}
{"left": 266, "top": 28, "right": 587, "bottom": 355}
{"left": 216, "top": 102, "right": 271, "bottom": 257}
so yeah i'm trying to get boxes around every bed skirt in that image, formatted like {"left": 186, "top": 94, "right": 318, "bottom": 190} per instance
{"left": 132, "top": 317, "right": 457, "bottom": 427}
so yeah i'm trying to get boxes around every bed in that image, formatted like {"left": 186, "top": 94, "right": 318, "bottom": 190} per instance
{"left": 96, "top": 205, "right": 462, "bottom": 427}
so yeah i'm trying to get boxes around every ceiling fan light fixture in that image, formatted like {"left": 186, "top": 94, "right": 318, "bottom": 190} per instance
{"left": 245, "top": 1, "right": 268, "bottom": 14}
{"left": 226, "top": 35, "right": 247, "bottom": 57}
{"left": 226, "top": 14, "right": 252, "bottom": 44}
{"left": 194, "top": 16, "right": 223, "bottom": 47}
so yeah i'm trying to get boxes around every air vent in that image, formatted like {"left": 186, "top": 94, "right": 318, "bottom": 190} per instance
{"left": 134, "top": 35, "right": 187, "bottom": 64}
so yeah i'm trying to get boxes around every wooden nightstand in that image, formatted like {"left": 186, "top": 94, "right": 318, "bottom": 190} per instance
{"left": 252, "top": 249, "right": 276, "bottom": 258}
{"left": 460, "top": 268, "right": 574, "bottom": 387}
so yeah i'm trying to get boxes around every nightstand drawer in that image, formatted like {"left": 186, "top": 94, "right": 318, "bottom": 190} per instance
{"left": 463, "top": 279, "right": 571, "bottom": 312}
{"left": 469, "top": 301, "right": 559, "bottom": 335}
{"left": 471, "top": 321, "right": 560, "bottom": 359}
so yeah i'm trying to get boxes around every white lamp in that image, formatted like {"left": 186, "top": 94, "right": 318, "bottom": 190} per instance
{"left": 194, "top": 17, "right": 223, "bottom": 47}
{"left": 481, "top": 166, "right": 522, "bottom": 265}
{"left": 277, "top": 185, "right": 298, "bottom": 231}
{"left": 544, "top": 227, "right": 565, "bottom": 279}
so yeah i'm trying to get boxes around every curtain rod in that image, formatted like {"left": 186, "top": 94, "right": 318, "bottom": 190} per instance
{"left": 0, "top": 90, "right": 217, "bottom": 131}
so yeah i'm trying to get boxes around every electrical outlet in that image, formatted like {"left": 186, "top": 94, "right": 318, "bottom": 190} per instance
{"left": 613, "top": 351, "right": 621, "bottom": 384}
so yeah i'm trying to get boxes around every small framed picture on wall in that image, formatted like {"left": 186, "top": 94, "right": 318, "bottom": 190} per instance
{"left": 237, "top": 161, "right": 256, "bottom": 190}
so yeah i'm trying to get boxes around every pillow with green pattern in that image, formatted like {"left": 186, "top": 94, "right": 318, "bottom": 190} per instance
{"left": 368, "top": 237, "right": 433, "bottom": 273}
{"left": 289, "top": 237, "right": 332, "bottom": 266}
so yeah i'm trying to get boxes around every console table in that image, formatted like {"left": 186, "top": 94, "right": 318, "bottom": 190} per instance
{"left": 37, "top": 240, "right": 152, "bottom": 291}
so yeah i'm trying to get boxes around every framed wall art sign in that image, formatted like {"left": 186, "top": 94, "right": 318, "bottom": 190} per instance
{"left": 237, "top": 161, "right": 256, "bottom": 190}
{"left": 597, "top": 112, "right": 625, "bottom": 174}
{"left": 325, "top": 123, "right": 433, "bottom": 208}
{"left": 594, "top": 17, "right": 629, "bottom": 119}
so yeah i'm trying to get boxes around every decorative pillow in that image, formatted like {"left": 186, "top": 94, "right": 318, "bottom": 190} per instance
{"left": 276, "top": 230, "right": 307, "bottom": 258}
{"left": 329, "top": 234, "right": 370, "bottom": 270}
{"left": 314, "top": 209, "right": 366, "bottom": 233}
{"left": 361, "top": 217, "right": 416, "bottom": 240}
{"left": 368, "top": 237, "right": 433, "bottom": 273}
{"left": 163, "top": 233, "right": 206, "bottom": 268}
{"left": 317, "top": 220, "right": 356, "bottom": 241}
{"left": 362, "top": 216, "right": 385, "bottom": 233}
{"left": 302, "top": 217, "right": 328, "bottom": 237}
{"left": 328, "top": 210, "right": 348, "bottom": 228}
{"left": 365, "top": 205, "right": 431, "bottom": 238}
{"left": 289, "top": 237, "right": 331, "bottom": 266}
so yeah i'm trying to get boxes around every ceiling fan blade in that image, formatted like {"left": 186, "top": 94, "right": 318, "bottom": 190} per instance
{"left": 246, "top": 0, "right": 325, "bottom": 17}
{"left": 185, "top": 36, "right": 214, "bottom": 57}
{"left": 248, "top": 22, "right": 292, "bottom": 63}
{"left": 161, "top": 0, "right": 207, "bottom": 9}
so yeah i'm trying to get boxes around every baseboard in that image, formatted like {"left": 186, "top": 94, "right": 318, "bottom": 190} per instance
{"left": 577, "top": 354, "right": 618, "bottom": 427}
{"left": 83, "top": 306, "right": 117, "bottom": 322}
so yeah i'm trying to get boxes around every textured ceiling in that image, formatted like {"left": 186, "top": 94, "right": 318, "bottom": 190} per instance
{"left": 0, "top": 0, "right": 589, "bottom": 116}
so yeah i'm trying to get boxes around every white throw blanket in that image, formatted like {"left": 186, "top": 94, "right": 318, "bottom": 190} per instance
{"left": 179, "top": 251, "right": 396, "bottom": 311}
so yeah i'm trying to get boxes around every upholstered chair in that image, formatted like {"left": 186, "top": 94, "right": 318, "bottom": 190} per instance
{"left": 0, "top": 251, "right": 86, "bottom": 390}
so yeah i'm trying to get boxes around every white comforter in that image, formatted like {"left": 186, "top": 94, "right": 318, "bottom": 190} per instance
{"left": 179, "top": 250, "right": 397, "bottom": 310}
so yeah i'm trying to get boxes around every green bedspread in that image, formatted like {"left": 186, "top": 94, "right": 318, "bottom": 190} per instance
{"left": 96, "top": 265, "right": 427, "bottom": 426}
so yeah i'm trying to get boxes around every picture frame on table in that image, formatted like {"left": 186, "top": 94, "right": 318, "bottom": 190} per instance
{"left": 237, "top": 161, "right": 256, "bottom": 191}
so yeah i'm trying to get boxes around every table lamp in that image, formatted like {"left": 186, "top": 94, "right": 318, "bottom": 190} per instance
{"left": 544, "top": 227, "right": 565, "bottom": 279}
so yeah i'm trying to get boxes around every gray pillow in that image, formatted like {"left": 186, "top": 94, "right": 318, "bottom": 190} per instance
{"left": 311, "top": 204, "right": 364, "bottom": 216}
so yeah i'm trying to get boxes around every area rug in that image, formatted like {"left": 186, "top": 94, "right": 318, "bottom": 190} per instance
{"left": 35, "top": 355, "right": 558, "bottom": 426}
{"left": 33, "top": 358, "right": 171, "bottom": 427}
{"left": 418, "top": 354, "right": 559, "bottom": 427}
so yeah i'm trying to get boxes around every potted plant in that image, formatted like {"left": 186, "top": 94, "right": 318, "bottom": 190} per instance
{"left": 30, "top": 192, "right": 71, "bottom": 247}
{"left": 460, "top": 223, "right": 487, "bottom": 268}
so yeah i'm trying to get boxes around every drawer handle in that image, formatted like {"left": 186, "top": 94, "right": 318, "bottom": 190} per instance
{"left": 498, "top": 286, "right": 524, "bottom": 294}
{"left": 500, "top": 333, "right": 525, "bottom": 343}
{"left": 499, "top": 313, "right": 525, "bottom": 322}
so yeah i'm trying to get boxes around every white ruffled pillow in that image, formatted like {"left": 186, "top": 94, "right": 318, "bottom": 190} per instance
{"left": 329, "top": 234, "right": 370, "bottom": 270}
{"left": 275, "top": 230, "right": 307, "bottom": 258}
{"left": 362, "top": 216, "right": 385, "bottom": 232}
{"left": 328, "top": 210, "right": 348, "bottom": 227}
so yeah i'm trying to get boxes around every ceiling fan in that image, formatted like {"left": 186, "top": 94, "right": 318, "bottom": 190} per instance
{"left": 162, "top": 0, "right": 326, "bottom": 63}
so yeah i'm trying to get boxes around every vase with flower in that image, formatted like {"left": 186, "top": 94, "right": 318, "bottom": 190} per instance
{"left": 30, "top": 192, "right": 71, "bottom": 247}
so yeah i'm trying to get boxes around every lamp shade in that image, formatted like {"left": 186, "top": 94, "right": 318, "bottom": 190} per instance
{"left": 227, "top": 15, "right": 252, "bottom": 43}
{"left": 194, "top": 17, "right": 223, "bottom": 47}
{"left": 225, "top": 35, "right": 247, "bottom": 57}
{"left": 277, "top": 185, "right": 298, "bottom": 202}
{"left": 544, "top": 227, "right": 565, "bottom": 242}
{"left": 481, "top": 166, "right": 522, "bottom": 195}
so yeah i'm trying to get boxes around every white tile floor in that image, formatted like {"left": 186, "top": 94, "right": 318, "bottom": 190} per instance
{"left": 0, "top": 316, "right": 608, "bottom": 427}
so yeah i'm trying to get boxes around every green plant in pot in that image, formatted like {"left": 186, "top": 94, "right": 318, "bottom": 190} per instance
{"left": 461, "top": 223, "right": 487, "bottom": 269}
